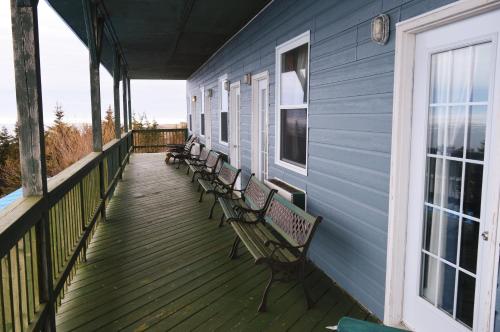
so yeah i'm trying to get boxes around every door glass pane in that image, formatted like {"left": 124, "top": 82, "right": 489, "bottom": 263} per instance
{"left": 431, "top": 52, "right": 450, "bottom": 104}
{"left": 443, "top": 160, "right": 462, "bottom": 212}
{"left": 459, "top": 219, "right": 479, "bottom": 273}
{"left": 450, "top": 48, "right": 469, "bottom": 103}
{"left": 428, "top": 107, "right": 446, "bottom": 154}
{"left": 437, "top": 262, "right": 456, "bottom": 315}
{"left": 466, "top": 106, "right": 487, "bottom": 160}
{"left": 220, "top": 112, "right": 228, "bottom": 143}
{"left": 463, "top": 163, "right": 483, "bottom": 218}
{"left": 446, "top": 106, "right": 466, "bottom": 157}
{"left": 421, "top": 254, "right": 438, "bottom": 305}
{"left": 440, "top": 213, "right": 459, "bottom": 264}
{"left": 456, "top": 272, "right": 475, "bottom": 328}
{"left": 423, "top": 206, "right": 440, "bottom": 255}
{"left": 471, "top": 43, "right": 491, "bottom": 102}
{"left": 425, "top": 157, "right": 443, "bottom": 205}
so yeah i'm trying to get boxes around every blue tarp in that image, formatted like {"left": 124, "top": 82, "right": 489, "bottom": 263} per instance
{"left": 0, "top": 188, "right": 22, "bottom": 211}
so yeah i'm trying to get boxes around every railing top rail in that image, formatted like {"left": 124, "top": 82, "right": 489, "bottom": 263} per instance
{"left": 132, "top": 128, "right": 186, "bottom": 132}
{"left": 0, "top": 195, "right": 44, "bottom": 258}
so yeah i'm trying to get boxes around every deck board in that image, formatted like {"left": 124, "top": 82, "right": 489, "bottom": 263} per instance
{"left": 56, "top": 153, "right": 375, "bottom": 331}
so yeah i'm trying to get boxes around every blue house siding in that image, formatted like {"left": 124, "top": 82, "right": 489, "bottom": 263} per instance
{"left": 186, "top": 0, "right": 455, "bottom": 318}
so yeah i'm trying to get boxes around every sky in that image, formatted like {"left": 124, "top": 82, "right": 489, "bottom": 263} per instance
{"left": 0, "top": 0, "right": 187, "bottom": 131}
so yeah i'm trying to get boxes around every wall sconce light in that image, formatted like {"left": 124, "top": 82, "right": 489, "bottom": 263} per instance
{"left": 206, "top": 89, "right": 213, "bottom": 98}
{"left": 223, "top": 80, "right": 230, "bottom": 91}
{"left": 371, "top": 14, "right": 390, "bottom": 45}
{"left": 243, "top": 73, "right": 252, "bottom": 85}
{"left": 191, "top": 95, "right": 197, "bottom": 103}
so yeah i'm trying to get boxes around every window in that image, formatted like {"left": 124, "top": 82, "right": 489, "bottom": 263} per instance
{"left": 219, "top": 75, "right": 229, "bottom": 144}
{"left": 188, "top": 96, "right": 192, "bottom": 131}
{"left": 276, "top": 32, "right": 309, "bottom": 174}
{"left": 200, "top": 87, "right": 205, "bottom": 136}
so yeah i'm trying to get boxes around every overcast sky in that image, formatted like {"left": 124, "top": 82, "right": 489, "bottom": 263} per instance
{"left": 0, "top": 0, "right": 187, "bottom": 130}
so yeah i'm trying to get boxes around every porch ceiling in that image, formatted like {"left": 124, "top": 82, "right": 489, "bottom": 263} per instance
{"left": 45, "top": 0, "right": 271, "bottom": 79}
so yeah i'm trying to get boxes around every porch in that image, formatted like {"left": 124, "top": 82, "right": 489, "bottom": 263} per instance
{"left": 54, "top": 152, "right": 373, "bottom": 331}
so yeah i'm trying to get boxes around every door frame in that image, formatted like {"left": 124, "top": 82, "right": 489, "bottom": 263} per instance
{"left": 229, "top": 81, "right": 241, "bottom": 170}
{"left": 385, "top": 0, "right": 500, "bottom": 330}
{"left": 251, "top": 71, "right": 269, "bottom": 180}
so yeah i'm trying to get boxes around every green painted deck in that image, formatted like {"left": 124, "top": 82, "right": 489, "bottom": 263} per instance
{"left": 55, "top": 153, "right": 375, "bottom": 331}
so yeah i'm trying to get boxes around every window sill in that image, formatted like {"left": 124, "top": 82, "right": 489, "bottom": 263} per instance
{"left": 275, "top": 159, "right": 307, "bottom": 176}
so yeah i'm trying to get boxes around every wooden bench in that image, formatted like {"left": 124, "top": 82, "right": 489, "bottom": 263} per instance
{"left": 187, "top": 149, "right": 222, "bottom": 183}
{"left": 228, "top": 193, "right": 322, "bottom": 312}
{"left": 197, "top": 161, "right": 241, "bottom": 218}
{"left": 218, "top": 173, "right": 276, "bottom": 228}
{"left": 165, "top": 133, "right": 195, "bottom": 154}
{"left": 165, "top": 138, "right": 197, "bottom": 168}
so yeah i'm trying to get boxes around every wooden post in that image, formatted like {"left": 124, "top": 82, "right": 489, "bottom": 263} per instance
{"left": 82, "top": 0, "right": 104, "bottom": 152}
{"left": 122, "top": 68, "right": 128, "bottom": 132}
{"left": 10, "top": 0, "right": 55, "bottom": 330}
{"left": 113, "top": 49, "right": 121, "bottom": 139}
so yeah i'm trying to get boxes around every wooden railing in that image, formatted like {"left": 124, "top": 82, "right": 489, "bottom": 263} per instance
{"left": 132, "top": 128, "right": 187, "bottom": 153}
{"left": 0, "top": 131, "right": 133, "bottom": 331}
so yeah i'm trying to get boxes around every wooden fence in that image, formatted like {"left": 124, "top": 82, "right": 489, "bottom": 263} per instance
{"left": 132, "top": 128, "right": 187, "bottom": 153}
{"left": 0, "top": 131, "right": 133, "bottom": 331}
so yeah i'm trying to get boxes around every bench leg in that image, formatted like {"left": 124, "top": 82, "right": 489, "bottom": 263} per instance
{"left": 219, "top": 214, "right": 225, "bottom": 227}
{"left": 199, "top": 190, "right": 204, "bottom": 202}
{"left": 176, "top": 159, "right": 181, "bottom": 169}
{"left": 186, "top": 166, "right": 190, "bottom": 175}
{"left": 258, "top": 267, "right": 275, "bottom": 312}
{"left": 197, "top": 183, "right": 201, "bottom": 192}
{"left": 191, "top": 171, "right": 198, "bottom": 183}
{"left": 299, "top": 261, "right": 313, "bottom": 309}
{"left": 209, "top": 193, "right": 217, "bottom": 218}
{"left": 229, "top": 235, "right": 240, "bottom": 259}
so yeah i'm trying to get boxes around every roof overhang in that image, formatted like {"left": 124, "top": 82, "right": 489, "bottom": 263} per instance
{"left": 45, "top": 0, "right": 272, "bottom": 79}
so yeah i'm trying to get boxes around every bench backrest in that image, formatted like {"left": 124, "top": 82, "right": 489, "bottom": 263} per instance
{"left": 217, "top": 162, "right": 240, "bottom": 188}
{"left": 242, "top": 174, "right": 275, "bottom": 212}
{"left": 264, "top": 194, "right": 322, "bottom": 252}
{"left": 184, "top": 136, "right": 197, "bottom": 153}
{"left": 197, "top": 145, "right": 209, "bottom": 161}
{"left": 190, "top": 142, "right": 202, "bottom": 157}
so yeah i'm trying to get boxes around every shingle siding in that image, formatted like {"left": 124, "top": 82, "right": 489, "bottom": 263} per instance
{"left": 186, "top": 0, "right": 455, "bottom": 318}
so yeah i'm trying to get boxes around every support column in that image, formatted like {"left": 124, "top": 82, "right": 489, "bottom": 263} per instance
{"left": 127, "top": 77, "right": 132, "bottom": 130}
{"left": 10, "top": 0, "right": 55, "bottom": 330}
{"left": 82, "top": 0, "right": 104, "bottom": 152}
{"left": 113, "top": 49, "right": 121, "bottom": 139}
{"left": 122, "top": 67, "right": 128, "bottom": 132}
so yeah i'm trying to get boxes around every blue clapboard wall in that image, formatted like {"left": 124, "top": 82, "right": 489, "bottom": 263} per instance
{"left": 186, "top": 0, "right": 455, "bottom": 319}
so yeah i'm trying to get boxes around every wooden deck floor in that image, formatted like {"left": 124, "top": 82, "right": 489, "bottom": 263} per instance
{"left": 55, "top": 153, "right": 375, "bottom": 331}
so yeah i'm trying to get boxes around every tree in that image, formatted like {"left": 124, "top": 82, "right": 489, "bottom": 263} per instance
{"left": 0, "top": 126, "right": 13, "bottom": 165}
{"left": 102, "top": 105, "right": 115, "bottom": 144}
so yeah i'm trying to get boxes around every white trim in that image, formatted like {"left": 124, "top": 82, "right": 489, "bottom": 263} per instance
{"left": 274, "top": 31, "right": 310, "bottom": 176}
{"left": 229, "top": 81, "right": 242, "bottom": 188}
{"left": 218, "top": 74, "right": 229, "bottom": 146}
{"left": 385, "top": 1, "right": 500, "bottom": 331}
{"left": 251, "top": 71, "right": 270, "bottom": 180}
{"left": 200, "top": 86, "right": 205, "bottom": 137}
{"left": 188, "top": 1, "right": 276, "bottom": 80}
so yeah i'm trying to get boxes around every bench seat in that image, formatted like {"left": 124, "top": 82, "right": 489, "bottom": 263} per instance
{"left": 230, "top": 220, "right": 297, "bottom": 264}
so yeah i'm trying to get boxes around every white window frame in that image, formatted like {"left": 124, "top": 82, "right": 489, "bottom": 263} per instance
{"left": 385, "top": 1, "right": 500, "bottom": 331}
{"left": 219, "top": 74, "right": 229, "bottom": 146}
{"left": 200, "top": 86, "right": 205, "bottom": 137}
{"left": 275, "top": 31, "right": 310, "bottom": 176}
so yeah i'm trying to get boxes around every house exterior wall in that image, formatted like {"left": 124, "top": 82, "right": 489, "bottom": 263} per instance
{"left": 186, "top": 0, "right": 455, "bottom": 319}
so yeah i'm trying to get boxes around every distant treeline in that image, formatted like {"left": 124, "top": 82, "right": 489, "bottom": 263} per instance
{"left": 0, "top": 105, "right": 159, "bottom": 198}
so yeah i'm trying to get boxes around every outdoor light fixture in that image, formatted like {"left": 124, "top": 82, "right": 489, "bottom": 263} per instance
{"left": 191, "top": 96, "right": 197, "bottom": 102}
{"left": 224, "top": 80, "right": 230, "bottom": 91}
{"left": 206, "top": 89, "right": 213, "bottom": 98}
{"left": 243, "top": 73, "right": 252, "bottom": 85}
{"left": 371, "top": 14, "right": 390, "bottom": 45}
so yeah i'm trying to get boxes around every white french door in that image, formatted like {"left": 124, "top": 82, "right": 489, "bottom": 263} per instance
{"left": 403, "top": 9, "right": 500, "bottom": 332}
{"left": 229, "top": 81, "right": 241, "bottom": 188}
{"left": 251, "top": 72, "right": 269, "bottom": 181}
{"left": 204, "top": 92, "right": 212, "bottom": 149}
